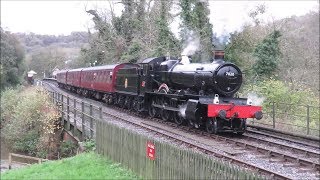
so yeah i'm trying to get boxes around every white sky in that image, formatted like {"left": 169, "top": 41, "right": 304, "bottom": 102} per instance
{"left": 1, "top": 1, "right": 319, "bottom": 36}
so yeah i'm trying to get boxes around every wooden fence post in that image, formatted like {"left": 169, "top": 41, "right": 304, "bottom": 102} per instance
{"left": 61, "top": 95, "right": 64, "bottom": 127}
{"left": 73, "top": 98, "right": 77, "bottom": 136}
{"left": 99, "top": 106, "right": 102, "bottom": 121}
{"left": 306, "top": 105, "right": 310, "bottom": 135}
{"left": 81, "top": 101, "right": 85, "bottom": 141}
{"left": 272, "top": 101, "right": 276, "bottom": 129}
{"left": 90, "top": 103, "right": 93, "bottom": 139}
{"left": 67, "top": 96, "right": 70, "bottom": 131}
{"left": 8, "top": 153, "right": 12, "bottom": 169}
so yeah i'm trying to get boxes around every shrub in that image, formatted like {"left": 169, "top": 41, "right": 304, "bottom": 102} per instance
{"left": 12, "top": 130, "right": 39, "bottom": 156}
{"left": 1, "top": 87, "right": 61, "bottom": 158}
{"left": 83, "top": 139, "right": 96, "bottom": 152}
{"left": 240, "top": 79, "right": 319, "bottom": 134}
{"left": 60, "top": 140, "right": 77, "bottom": 158}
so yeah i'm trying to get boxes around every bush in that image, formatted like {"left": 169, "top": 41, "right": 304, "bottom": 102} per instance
{"left": 241, "top": 78, "right": 318, "bottom": 108}
{"left": 1, "top": 87, "right": 61, "bottom": 158}
{"left": 12, "top": 130, "right": 39, "bottom": 156}
{"left": 240, "top": 79, "right": 319, "bottom": 134}
{"left": 83, "top": 139, "right": 96, "bottom": 152}
{"left": 60, "top": 140, "right": 77, "bottom": 158}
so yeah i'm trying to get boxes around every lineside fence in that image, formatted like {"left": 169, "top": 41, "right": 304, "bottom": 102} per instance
{"left": 96, "top": 119, "right": 264, "bottom": 179}
{"left": 49, "top": 90, "right": 101, "bottom": 141}
{"left": 247, "top": 102, "right": 320, "bottom": 138}
{"left": 47, "top": 90, "right": 264, "bottom": 179}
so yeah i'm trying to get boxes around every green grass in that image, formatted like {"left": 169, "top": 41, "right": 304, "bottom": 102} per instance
{"left": 1, "top": 152, "right": 140, "bottom": 179}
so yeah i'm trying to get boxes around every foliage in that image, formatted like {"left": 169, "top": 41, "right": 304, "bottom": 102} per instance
{"left": 12, "top": 131, "right": 39, "bottom": 156}
{"left": 0, "top": 87, "right": 23, "bottom": 125}
{"left": 179, "top": 0, "right": 213, "bottom": 62}
{"left": 241, "top": 79, "right": 319, "bottom": 133}
{"left": 154, "top": 0, "right": 181, "bottom": 57}
{"left": 83, "top": 139, "right": 96, "bottom": 152}
{"left": 226, "top": 12, "right": 319, "bottom": 92}
{"left": 253, "top": 30, "right": 282, "bottom": 78}
{"left": 0, "top": 28, "right": 26, "bottom": 90}
{"left": 276, "top": 12, "right": 319, "bottom": 92}
{"left": 1, "top": 87, "right": 61, "bottom": 158}
{"left": 1, "top": 152, "right": 140, "bottom": 179}
{"left": 60, "top": 140, "right": 77, "bottom": 158}
{"left": 79, "top": 0, "right": 181, "bottom": 66}
{"left": 28, "top": 46, "right": 67, "bottom": 77}
{"left": 242, "top": 79, "right": 318, "bottom": 107}
{"left": 14, "top": 31, "right": 88, "bottom": 52}
{"left": 13, "top": 32, "right": 87, "bottom": 76}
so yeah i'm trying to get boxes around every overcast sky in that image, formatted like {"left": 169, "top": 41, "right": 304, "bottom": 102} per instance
{"left": 1, "top": 1, "right": 319, "bottom": 37}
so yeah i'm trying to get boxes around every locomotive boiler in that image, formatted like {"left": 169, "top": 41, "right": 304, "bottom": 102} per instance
{"left": 156, "top": 55, "right": 242, "bottom": 97}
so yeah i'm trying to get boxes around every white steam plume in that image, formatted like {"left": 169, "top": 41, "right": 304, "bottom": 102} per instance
{"left": 181, "top": 31, "right": 200, "bottom": 56}
{"left": 247, "top": 92, "right": 265, "bottom": 106}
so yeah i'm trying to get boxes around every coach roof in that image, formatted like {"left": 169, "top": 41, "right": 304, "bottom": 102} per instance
{"left": 81, "top": 64, "right": 119, "bottom": 71}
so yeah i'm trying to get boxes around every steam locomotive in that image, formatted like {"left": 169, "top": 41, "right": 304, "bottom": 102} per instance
{"left": 56, "top": 53, "right": 262, "bottom": 134}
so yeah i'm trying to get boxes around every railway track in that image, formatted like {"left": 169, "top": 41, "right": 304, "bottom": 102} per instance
{"left": 41, "top": 80, "right": 320, "bottom": 179}
{"left": 246, "top": 129, "right": 319, "bottom": 149}
{"left": 148, "top": 117, "right": 320, "bottom": 174}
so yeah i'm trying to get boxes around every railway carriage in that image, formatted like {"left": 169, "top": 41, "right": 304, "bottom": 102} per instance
{"left": 66, "top": 68, "right": 83, "bottom": 91}
{"left": 79, "top": 65, "right": 117, "bottom": 99}
{"left": 56, "top": 70, "right": 68, "bottom": 88}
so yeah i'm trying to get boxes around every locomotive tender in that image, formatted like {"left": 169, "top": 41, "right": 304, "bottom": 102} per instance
{"left": 57, "top": 55, "right": 262, "bottom": 134}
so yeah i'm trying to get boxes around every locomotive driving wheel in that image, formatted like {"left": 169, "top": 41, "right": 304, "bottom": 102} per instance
{"left": 161, "top": 109, "right": 170, "bottom": 121}
{"left": 206, "top": 118, "right": 218, "bottom": 134}
{"left": 148, "top": 100, "right": 157, "bottom": 118}
{"left": 158, "top": 88, "right": 167, "bottom": 120}
{"left": 173, "top": 112, "right": 184, "bottom": 125}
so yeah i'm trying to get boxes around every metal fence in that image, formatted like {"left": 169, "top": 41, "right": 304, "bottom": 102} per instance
{"left": 248, "top": 102, "right": 320, "bottom": 137}
{"left": 48, "top": 90, "right": 263, "bottom": 179}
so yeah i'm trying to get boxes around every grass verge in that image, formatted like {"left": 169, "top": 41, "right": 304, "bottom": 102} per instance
{"left": 1, "top": 152, "right": 139, "bottom": 179}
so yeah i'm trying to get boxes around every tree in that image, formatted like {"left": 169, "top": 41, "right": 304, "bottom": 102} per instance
{"left": 253, "top": 30, "right": 281, "bottom": 78}
{"left": 0, "top": 28, "right": 26, "bottom": 90}
{"left": 28, "top": 46, "right": 67, "bottom": 77}
{"left": 179, "top": 0, "right": 213, "bottom": 62}
{"left": 83, "top": 0, "right": 180, "bottom": 64}
{"left": 154, "top": 0, "right": 180, "bottom": 57}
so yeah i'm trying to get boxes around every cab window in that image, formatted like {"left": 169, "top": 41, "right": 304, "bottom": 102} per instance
{"left": 143, "top": 64, "right": 148, "bottom": 75}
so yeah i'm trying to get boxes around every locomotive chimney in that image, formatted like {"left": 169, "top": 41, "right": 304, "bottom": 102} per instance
{"left": 181, "top": 55, "right": 191, "bottom": 64}
{"left": 214, "top": 50, "right": 225, "bottom": 60}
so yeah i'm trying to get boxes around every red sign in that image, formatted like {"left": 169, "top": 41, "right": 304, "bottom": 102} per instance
{"left": 146, "top": 141, "right": 155, "bottom": 160}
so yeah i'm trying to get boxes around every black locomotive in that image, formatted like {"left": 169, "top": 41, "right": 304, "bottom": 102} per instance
{"left": 115, "top": 55, "right": 262, "bottom": 134}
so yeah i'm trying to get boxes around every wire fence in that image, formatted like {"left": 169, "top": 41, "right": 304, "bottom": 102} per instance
{"left": 248, "top": 102, "right": 320, "bottom": 137}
